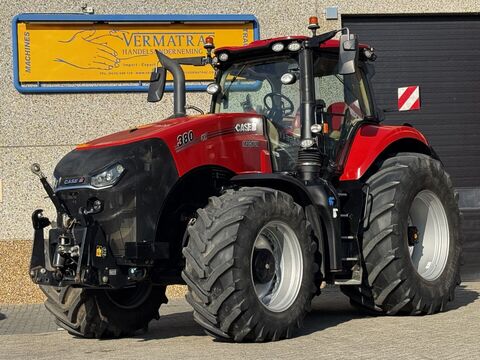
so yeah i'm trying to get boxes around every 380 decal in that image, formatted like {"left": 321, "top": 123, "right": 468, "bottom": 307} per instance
{"left": 176, "top": 130, "right": 194, "bottom": 148}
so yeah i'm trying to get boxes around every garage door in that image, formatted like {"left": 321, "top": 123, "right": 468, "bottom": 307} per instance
{"left": 343, "top": 15, "right": 480, "bottom": 279}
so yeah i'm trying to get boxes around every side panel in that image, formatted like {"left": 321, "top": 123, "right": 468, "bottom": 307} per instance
{"left": 77, "top": 113, "right": 273, "bottom": 176}
{"left": 159, "top": 115, "right": 272, "bottom": 176}
{"left": 340, "top": 124, "right": 429, "bottom": 181}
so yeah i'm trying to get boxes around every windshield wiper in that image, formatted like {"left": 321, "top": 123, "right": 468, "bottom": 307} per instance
{"left": 223, "top": 64, "right": 247, "bottom": 97}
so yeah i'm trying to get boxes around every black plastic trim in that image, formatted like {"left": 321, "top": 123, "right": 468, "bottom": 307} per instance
{"left": 231, "top": 173, "right": 343, "bottom": 273}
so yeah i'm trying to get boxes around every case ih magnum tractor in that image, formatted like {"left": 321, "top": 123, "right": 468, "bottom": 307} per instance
{"left": 29, "top": 18, "right": 461, "bottom": 342}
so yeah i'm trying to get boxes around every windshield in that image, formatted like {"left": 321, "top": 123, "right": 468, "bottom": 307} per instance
{"left": 214, "top": 57, "right": 302, "bottom": 171}
{"left": 215, "top": 57, "right": 300, "bottom": 125}
{"left": 212, "top": 53, "right": 372, "bottom": 173}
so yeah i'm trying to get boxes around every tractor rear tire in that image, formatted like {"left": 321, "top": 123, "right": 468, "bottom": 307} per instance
{"left": 341, "top": 153, "right": 461, "bottom": 315}
{"left": 182, "top": 187, "right": 317, "bottom": 342}
{"left": 41, "top": 283, "right": 167, "bottom": 338}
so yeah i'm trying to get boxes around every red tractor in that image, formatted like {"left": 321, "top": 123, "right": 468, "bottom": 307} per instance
{"left": 30, "top": 18, "right": 461, "bottom": 342}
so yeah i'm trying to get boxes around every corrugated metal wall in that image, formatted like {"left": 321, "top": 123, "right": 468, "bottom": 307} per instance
{"left": 343, "top": 15, "right": 480, "bottom": 279}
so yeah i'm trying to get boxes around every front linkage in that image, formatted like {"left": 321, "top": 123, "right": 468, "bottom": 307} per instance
{"left": 29, "top": 164, "right": 133, "bottom": 289}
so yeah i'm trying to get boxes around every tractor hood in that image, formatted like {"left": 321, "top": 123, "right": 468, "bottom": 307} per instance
{"left": 55, "top": 111, "right": 267, "bottom": 180}
{"left": 76, "top": 113, "right": 264, "bottom": 151}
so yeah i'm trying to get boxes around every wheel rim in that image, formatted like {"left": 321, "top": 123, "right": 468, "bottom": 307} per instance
{"left": 408, "top": 190, "right": 450, "bottom": 281}
{"left": 250, "top": 220, "right": 303, "bottom": 312}
{"left": 105, "top": 282, "right": 152, "bottom": 309}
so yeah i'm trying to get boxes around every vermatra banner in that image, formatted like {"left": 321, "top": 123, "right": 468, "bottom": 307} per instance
{"left": 12, "top": 14, "right": 259, "bottom": 92}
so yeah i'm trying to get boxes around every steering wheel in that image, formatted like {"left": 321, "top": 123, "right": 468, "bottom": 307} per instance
{"left": 263, "top": 92, "right": 295, "bottom": 117}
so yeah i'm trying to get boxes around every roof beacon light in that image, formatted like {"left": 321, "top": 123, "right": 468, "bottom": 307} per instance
{"left": 308, "top": 16, "right": 320, "bottom": 36}
{"left": 204, "top": 36, "right": 215, "bottom": 49}
{"left": 204, "top": 36, "right": 215, "bottom": 58}
{"left": 271, "top": 42, "right": 285, "bottom": 52}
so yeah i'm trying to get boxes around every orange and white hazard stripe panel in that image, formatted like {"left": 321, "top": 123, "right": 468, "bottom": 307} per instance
{"left": 398, "top": 86, "right": 420, "bottom": 111}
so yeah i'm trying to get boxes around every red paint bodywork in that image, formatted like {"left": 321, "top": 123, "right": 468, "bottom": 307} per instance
{"left": 79, "top": 114, "right": 428, "bottom": 183}
{"left": 77, "top": 113, "right": 272, "bottom": 177}
{"left": 339, "top": 124, "right": 429, "bottom": 181}
{"left": 76, "top": 37, "right": 425, "bottom": 183}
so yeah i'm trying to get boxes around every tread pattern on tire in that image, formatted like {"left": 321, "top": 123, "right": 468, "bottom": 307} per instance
{"left": 341, "top": 153, "right": 461, "bottom": 316}
{"left": 183, "top": 187, "right": 317, "bottom": 342}
{"left": 41, "top": 284, "right": 167, "bottom": 338}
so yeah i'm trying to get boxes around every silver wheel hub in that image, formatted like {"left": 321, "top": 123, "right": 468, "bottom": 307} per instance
{"left": 408, "top": 190, "right": 450, "bottom": 281}
{"left": 250, "top": 220, "right": 303, "bottom": 312}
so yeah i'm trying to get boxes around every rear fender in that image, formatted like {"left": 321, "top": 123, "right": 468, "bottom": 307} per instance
{"left": 340, "top": 124, "right": 431, "bottom": 181}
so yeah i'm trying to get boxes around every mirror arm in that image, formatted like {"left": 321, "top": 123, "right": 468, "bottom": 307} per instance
{"left": 175, "top": 56, "right": 209, "bottom": 66}
{"left": 305, "top": 29, "right": 340, "bottom": 48}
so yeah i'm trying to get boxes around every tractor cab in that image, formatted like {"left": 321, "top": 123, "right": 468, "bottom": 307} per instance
{"left": 148, "top": 18, "right": 377, "bottom": 181}
{"left": 209, "top": 33, "right": 377, "bottom": 174}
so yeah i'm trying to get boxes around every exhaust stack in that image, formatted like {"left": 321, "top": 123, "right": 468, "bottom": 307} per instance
{"left": 149, "top": 38, "right": 214, "bottom": 117}
{"left": 156, "top": 51, "right": 186, "bottom": 117}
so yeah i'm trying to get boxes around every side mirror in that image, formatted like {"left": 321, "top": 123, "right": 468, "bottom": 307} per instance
{"left": 338, "top": 30, "right": 359, "bottom": 75}
{"left": 147, "top": 67, "right": 166, "bottom": 103}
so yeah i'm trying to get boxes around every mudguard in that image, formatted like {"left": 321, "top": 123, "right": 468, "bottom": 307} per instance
{"left": 232, "top": 173, "right": 342, "bottom": 274}
{"left": 339, "top": 124, "right": 429, "bottom": 181}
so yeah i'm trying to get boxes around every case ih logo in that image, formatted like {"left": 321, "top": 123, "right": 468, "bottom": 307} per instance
{"left": 63, "top": 177, "right": 85, "bottom": 185}
{"left": 398, "top": 86, "right": 420, "bottom": 111}
{"left": 235, "top": 122, "right": 257, "bottom": 132}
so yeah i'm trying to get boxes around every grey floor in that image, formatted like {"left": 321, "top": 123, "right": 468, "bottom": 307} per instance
{"left": 1, "top": 283, "right": 479, "bottom": 359}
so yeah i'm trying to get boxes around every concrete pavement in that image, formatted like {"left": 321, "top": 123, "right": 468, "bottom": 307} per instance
{"left": 1, "top": 283, "right": 479, "bottom": 359}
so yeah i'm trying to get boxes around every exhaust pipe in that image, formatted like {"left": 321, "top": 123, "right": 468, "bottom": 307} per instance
{"left": 156, "top": 50, "right": 186, "bottom": 117}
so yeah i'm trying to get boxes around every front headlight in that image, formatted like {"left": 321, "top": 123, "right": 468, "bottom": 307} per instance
{"left": 91, "top": 163, "right": 125, "bottom": 189}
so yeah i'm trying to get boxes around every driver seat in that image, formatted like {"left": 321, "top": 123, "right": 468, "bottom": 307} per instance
{"left": 327, "top": 102, "right": 347, "bottom": 130}
{"left": 326, "top": 102, "right": 348, "bottom": 140}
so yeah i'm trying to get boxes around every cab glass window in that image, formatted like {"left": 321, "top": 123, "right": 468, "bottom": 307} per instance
{"left": 215, "top": 57, "right": 302, "bottom": 172}
{"left": 313, "top": 52, "right": 372, "bottom": 159}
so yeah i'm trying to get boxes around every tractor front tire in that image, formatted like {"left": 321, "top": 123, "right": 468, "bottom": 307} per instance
{"left": 182, "top": 187, "right": 317, "bottom": 342}
{"left": 341, "top": 153, "right": 461, "bottom": 315}
{"left": 41, "top": 283, "right": 167, "bottom": 338}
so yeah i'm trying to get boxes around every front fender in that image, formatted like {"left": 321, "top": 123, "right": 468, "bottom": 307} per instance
{"left": 340, "top": 124, "right": 429, "bottom": 181}
{"left": 231, "top": 173, "right": 343, "bottom": 274}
